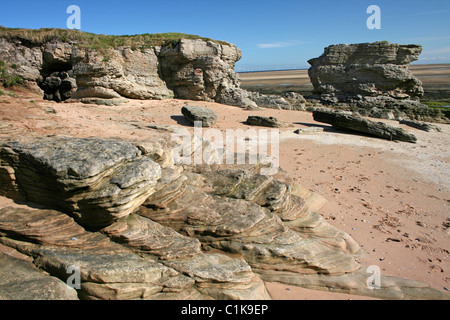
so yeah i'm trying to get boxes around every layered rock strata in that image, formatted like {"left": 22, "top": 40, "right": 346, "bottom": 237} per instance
{"left": 0, "top": 252, "right": 78, "bottom": 300}
{"left": 307, "top": 42, "right": 435, "bottom": 120}
{"left": 313, "top": 110, "right": 418, "bottom": 143}
{"left": 0, "top": 206, "right": 268, "bottom": 300}
{"left": 0, "top": 136, "right": 162, "bottom": 228}
{"left": 73, "top": 46, "right": 174, "bottom": 100}
{"left": 0, "top": 31, "right": 297, "bottom": 109}
{"left": 308, "top": 42, "right": 424, "bottom": 101}
{"left": 0, "top": 136, "right": 448, "bottom": 300}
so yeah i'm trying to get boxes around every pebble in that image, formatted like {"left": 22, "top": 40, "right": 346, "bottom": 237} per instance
{"left": 380, "top": 257, "right": 385, "bottom": 261}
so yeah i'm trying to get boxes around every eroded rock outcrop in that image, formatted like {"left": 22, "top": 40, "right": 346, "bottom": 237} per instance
{"left": 308, "top": 42, "right": 434, "bottom": 119}
{"left": 313, "top": 109, "right": 418, "bottom": 143}
{"left": 308, "top": 42, "right": 424, "bottom": 100}
{"left": 1, "top": 136, "right": 448, "bottom": 300}
{"left": 41, "top": 71, "right": 77, "bottom": 102}
{"left": 73, "top": 46, "right": 174, "bottom": 100}
{"left": 0, "top": 136, "right": 162, "bottom": 228}
{"left": 0, "top": 29, "right": 297, "bottom": 109}
{"left": 0, "top": 252, "right": 78, "bottom": 300}
{"left": 159, "top": 39, "right": 241, "bottom": 102}
{"left": 0, "top": 205, "right": 268, "bottom": 300}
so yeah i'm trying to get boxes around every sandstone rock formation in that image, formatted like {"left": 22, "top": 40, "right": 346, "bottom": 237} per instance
{"left": 1, "top": 136, "right": 448, "bottom": 300}
{"left": 159, "top": 39, "right": 240, "bottom": 102}
{"left": 308, "top": 42, "right": 433, "bottom": 119}
{"left": 399, "top": 119, "right": 442, "bottom": 132}
{"left": 246, "top": 116, "right": 291, "bottom": 128}
{"left": 0, "top": 28, "right": 298, "bottom": 109}
{"left": 73, "top": 46, "right": 174, "bottom": 100}
{"left": 313, "top": 109, "right": 418, "bottom": 143}
{"left": 308, "top": 42, "right": 424, "bottom": 100}
{"left": 181, "top": 105, "right": 218, "bottom": 127}
{"left": 0, "top": 252, "right": 78, "bottom": 300}
{"left": 0, "top": 206, "right": 267, "bottom": 300}
{"left": 0, "top": 136, "right": 162, "bottom": 228}
{"left": 247, "top": 92, "right": 293, "bottom": 110}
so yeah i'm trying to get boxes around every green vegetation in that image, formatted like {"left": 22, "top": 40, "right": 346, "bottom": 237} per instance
{"left": 0, "top": 27, "right": 230, "bottom": 51}
{"left": 420, "top": 100, "right": 450, "bottom": 107}
{"left": 426, "top": 105, "right": 450, "bottom": 119}
{"left": 0, "top": 88, "right": 18, "bottom": 98}
{"left": 0, "top": 59, "right": 23, "bottom": 87}
{"left": 420, "top": 94, "right": 450, "bottom": 119}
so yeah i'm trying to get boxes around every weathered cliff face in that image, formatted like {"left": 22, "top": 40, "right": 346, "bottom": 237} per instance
{"left": 73, "top": 46, "right": 174, "bottom": 100}
{"left": 157, "top": 39, "right": 261, "bottom": 109}
{"left": 0, "top": 37, "right": 43, "bottom": 82}
{"left": 0, "top": 33, "right": 298, "bottom": 109}
{"left": 308, "top": 42, "right": 425, "bottom": 109}
{"left": 0, "top": 35, "right": 240, "bottom": 105}
{"left": 0, "top": 37, "right": 174, "bottom": 101}
{"left": 159, "top": 39, "right": 240, "bottom": 101}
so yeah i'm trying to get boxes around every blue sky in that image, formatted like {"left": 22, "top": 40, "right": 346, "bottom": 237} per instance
{"left": 1, "top": 0, "right": 449, "bottom": 71}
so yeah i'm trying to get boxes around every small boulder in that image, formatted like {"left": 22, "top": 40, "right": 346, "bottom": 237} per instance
{"left": 246, "top": 115, "right": 291, "bottom": 128}
{"left": 181, "top": 105, "right": 217, "bottom": 127}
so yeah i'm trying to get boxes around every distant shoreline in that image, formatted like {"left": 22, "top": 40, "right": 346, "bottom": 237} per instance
{"left": 237, "top": 63, "right": 450, "bottom": 74}
{"left": 237, "top": 68, "right": 309, "bottom": 74}
{"left": 238, "top": 63, "right": 450, "bottom": 103}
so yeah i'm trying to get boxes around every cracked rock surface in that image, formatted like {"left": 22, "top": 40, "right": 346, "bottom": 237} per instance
{"left": 0, "top": 136, "right": 448, "bottom": 300}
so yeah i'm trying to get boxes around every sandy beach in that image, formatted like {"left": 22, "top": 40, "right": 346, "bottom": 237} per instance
{"left": 238, "top": 64, "right": 450, "bottom": 86}
{"left": 239, "top": 64, "right": 450, "bottom": 102}
{"left": 0, "top": 87, "right": 449, "bottom": 299}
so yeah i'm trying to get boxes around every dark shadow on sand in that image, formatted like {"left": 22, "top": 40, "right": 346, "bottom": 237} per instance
{"left": 170, "top": 115, "right": 193, "bottom": 127}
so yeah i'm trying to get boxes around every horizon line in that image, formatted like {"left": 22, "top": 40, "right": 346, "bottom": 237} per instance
{"left": 235, "top": 61, "right": 450, "bottom": 73}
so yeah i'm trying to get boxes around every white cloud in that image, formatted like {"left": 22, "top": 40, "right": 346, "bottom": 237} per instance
{"left": 418, "top": 56, "right": 448, "bottom": 61}
{"left": 418, "top": 47, "right": 450, "bottom": 62}
{"left": 257, "top": 40, "right": 308, "bottom": 49}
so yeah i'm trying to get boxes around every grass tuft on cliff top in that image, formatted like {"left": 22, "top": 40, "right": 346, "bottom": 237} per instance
{"left": 0, "top": 27, "right": 231, "bottom": 49}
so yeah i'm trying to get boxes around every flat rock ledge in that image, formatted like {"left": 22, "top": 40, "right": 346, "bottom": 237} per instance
{"left": 313, "top": 110, "right": 417, "bottom": 143}
{"left": 0, "top": 136, "right": 162, "bottom": 228}
{"left": 0, "top": 252, "right": 78, "bottom": 300}
{"left": 0, "top": 136, "right": 448, "bottom": 300}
